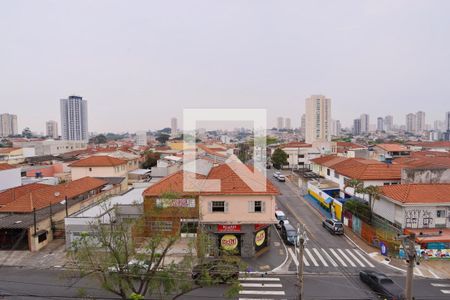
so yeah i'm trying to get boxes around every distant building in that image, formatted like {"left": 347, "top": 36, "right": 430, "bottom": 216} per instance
{"left": 285, "top": 117, "right": 291, "bottom": 130}
{"left": 46, "top": 120, "right": 58, "bottom": 139}
{"left": 331, "top": 119, "right": 341, "bottom": 136}
{"left": 434, "top": 120, "right": 444, "bottom": 131}
{"left": 305, "top": 95, "right": 331, "bottom": 143}
{"left": 353, "top": 119, "right": 361, "bottom": 136}
{"left": 13, "top": 140, "right": 87, "bottom": 156}
{"left": 377, "top": 117, "right": 384, "bottom": 132}
{"left": 135, "top": 131, "right": 147, "bottom": 146}
{"left": 60, "top": 95, "right": 88, "bottom": 141}
{"left": 406, "top": 113, "right": 417, "bottom": 133}
{"left": 171, "top": 117, "right": 178, "bottom": 136}
{"left": 384, "top": 115, "right": 394, "bottom": 132}
{"left": 446, "top": 111, "right": 450, "bottom": 131}
{"left": 360, "top": 114, "right": 370, "bottom": 133}
{"left": 416, "top": 111, "right": 426, "bottom": 133}
{"left": 276, "top": 117, "right": 284, "bottom": 130}
{"left": 0, "top": 113, "right": 18, "bottom": 137}
{"left": 300, "top": 114, "right": 306, "bottom": 137}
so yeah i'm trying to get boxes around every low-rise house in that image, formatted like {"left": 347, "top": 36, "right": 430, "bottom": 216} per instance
{"left": 0, "top": 164, "right": 21, "bottom": 191}
{"left": 278, "top": 142, "right": 318, "bottom": 169}
{"left": 141, "top": 161, "right": 279, "bottom": 257}
{"left": 406, "top": 141, "right": 450, "bottom": 152}
{"left": 372, "top": 143, "right": 411, "bottom": 160}
{"left": 0, "top": 147, "right": 26, "bottom": 164}
{"left": 69, "top": 156, "right": 128, "bottom": 189}
{"left": 93, "top": 150, "right": 140, "bottom": 172}
{"left": 0, "top": 177, "right": 119, "bottom": 251}
{"left": 373, "top": 184, "right": 450, "bottom": 251}
{"left": 336, "top": 142, "right": 367, "bottom": 158}
{"left": 13, "top": 139, "right": 87, "bottom": 156}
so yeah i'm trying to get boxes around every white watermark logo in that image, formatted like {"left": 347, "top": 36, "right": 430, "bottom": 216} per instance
{"left": 182, "top": 109, "right": 267, "bottom": 193}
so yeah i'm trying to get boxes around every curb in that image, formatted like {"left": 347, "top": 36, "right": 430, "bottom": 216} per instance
{"left": 271, "top": 225, "right": 290, "bottom": 273}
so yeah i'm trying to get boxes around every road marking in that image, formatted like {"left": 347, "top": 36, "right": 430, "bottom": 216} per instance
{"left": 239, "top": 277, "right": 280, "bottom": 282}
{"left": 305, "top": 248, "right": 319, "bottom": 266}
{"left": 288, "top": 248, "right": 299, "bottom": 266}
{"left": 431, "top": 283, "right": 450, "bottom": 287}
{"left": 429, "top": 270, "right": 441, "bottom": 279}
{"left": 313, "top": 248, "right": 328, "bottom": 267}
{"left": 414, "top": 267, "right": 424, "bottom": 277}
{"left": 345, "top": 249, "right": 365, "bottom": 267}
{"left": 239, "top": 290, "right": 286, "bottom": 295}
{"left": 295, "top": 248, "right": 311, "bottom": 266}
{"left": 330, "top": 248, "right": 347, "bottom": 267}
{"left": 338, "top": 248, "right": 356, "bottom": 267}
{"left": 354, "top": 249, "right": 375, "bottom": 268}
{"left": 321, "top": 248, "right": 338, "bottom": 267}
{"left": 441, "top": 290, "right": 450, "bottom": 294}
{"left": 240, "top": 283, "right": 283, "bottom": 288}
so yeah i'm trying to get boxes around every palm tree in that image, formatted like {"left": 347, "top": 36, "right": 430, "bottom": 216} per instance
{"left": 362, "top": 185, "right": 381, "bottom": 223}
{"left": 343, "top": 179, "right": 364, "bottom": 197}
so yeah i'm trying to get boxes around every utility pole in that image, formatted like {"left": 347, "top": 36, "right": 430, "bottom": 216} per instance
{"left": 398, "top": 233, "right": 416, "bottom": 300}
{"left": 297, "top": 224, "right": 308, "bottom": 300}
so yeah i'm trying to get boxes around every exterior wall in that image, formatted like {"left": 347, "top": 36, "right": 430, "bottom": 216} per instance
{"left": 402, "top": 168, "right": 450, "bottom": 184}
{"left": 284, "top": 147, "right": 316, "bottom": 169}
{"left": 26, "top": 164, "right": 64, "bottom": 178}
{"left": 402, "top": 205, "right": 450, "bottom": 229}
{"left": 0, "top": 168, "right": 21, "bottom": 191}
{"left": 13, "top": 140, "right": 87, "bottom": 156}
{"left": 200, "top": 195, "right": 277, "bottom": 224}
{"left": 71, "top": 165, "right": 127, "bottom": 180}
{"left": 372, "top": 197, "right": 398, "bottom": 224}
{"left": 0, "top": 149, "right": 24, "bottom": 164}
{"left": 307, "top": 182, "right": 343, "bottom": 220}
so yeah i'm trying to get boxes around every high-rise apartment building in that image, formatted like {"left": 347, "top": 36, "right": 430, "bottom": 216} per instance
{"left": 60, "top": 95, "right": 88, "bottom": 141}
{"left": 416, "top": 111, "right": 426, "bottom": 133}
{"left": 300, "top": 114, "right": 306, "bottom": 137}
{"left": 285, "top": 118, "right": 291, "bottom": 130}
{"left": 0, "top": 113, "right": 18, "bottom": 137}
{"left": 353, "top": 119, "right": 361, "bottom": 136}
{"left": 171, "top": 117, "right": 178, "bottom": 136}
{"left": 136, "top": 131, "right": 148, "bottom": 146}
{"left": 377, "top": 117, "right": 384, "bottom": 132}
{"left": 360, "top": 114, "right": 370, "bottom": 133}
{"left": 305, "top": 95, "right": 331, "bottom": 143}
{"left": 384, "top": 115, "right": 394, "bottom": 132}
{"left": 331, "top": 119, "right": 341, "bottom": 136}
{"left": 406, "top": 113, "right": 417, "bottom": 133}
{"left": 434, "top": 120, "right": 444, "bottom": 131}
{"left": 445, "top": 111, "right": 450, "bottom": 131}
{"left": 46, "top": 120, "right": 58, "bottom": 139}
{"left": 276, "top": 117, "right": 284, "bottom": 130}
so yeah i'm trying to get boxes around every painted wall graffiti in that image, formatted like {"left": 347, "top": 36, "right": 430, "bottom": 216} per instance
{"left": 405, "top": 209, "right": 434, "bottom": 228}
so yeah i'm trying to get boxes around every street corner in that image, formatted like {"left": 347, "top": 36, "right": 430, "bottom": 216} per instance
{"left": 241, "top": 225, "right": 288, "bottom": 274}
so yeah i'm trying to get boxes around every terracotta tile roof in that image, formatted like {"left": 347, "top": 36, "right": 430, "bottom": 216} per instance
{"left": 375, "top": 144, "right": 410, "bottom": 152}
{"left": 0, "top": 183, "right": 47, "bottom": 206}
{"left": 407, "top": 141, "right": 450, "bottom": 148}
{"left": 394, "top": 156, "right": 450, "bottom": 169}
{"left": 279, "top": 142, "right": 312, "bottom": 149}
{"left": 336, "top": 142, "right": 365, "bottom": 149}
{"left": 0, "top": 147, "right": 21, "bottom": 154}
{"left": 381, "top": 184, "right": 450, "bottom": 204}
{"left": 197, "top": 144, "right": 228, "bottom": 158}
{"left": 143, "top": 162, "right": 278, "bottom": 197}
{"left": 0, "top": 163, "right": 16, "bottom": 171}
{"left": 0, "top": 177, "right": 107, "bottom": 213}
{"left": 333, "top": 158, "right": 402, "bottom": 180}
{"left": 69, "top": 155, "right": 127, "bottom": 167}
{"left": 311, "top": 155, "right": 340, "bottom": 165}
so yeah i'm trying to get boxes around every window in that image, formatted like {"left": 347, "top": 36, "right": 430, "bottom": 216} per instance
{"left": 327, "top": 169, "right": 331, "bottom": 176}
{"left": 437, "top": 210, "right": 446, "bottom": 218}
{"left": 249, "top": 201, "right": 265, "bottom": 213}
{"left": 149, "top": 221, "right": 173, "bottom": 231}
{"left": 89, "top": 167, "right": 92, "bottom": 172}
{"left": 334, "top": 172, "right": 339, "bottom": 179}
{"left": 211, "top": 201, "right": 226, "bottom": 212}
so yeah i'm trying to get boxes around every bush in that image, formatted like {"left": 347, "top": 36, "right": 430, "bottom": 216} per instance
{"left": 344, "top": 199, "right": 371, "bottom": 222}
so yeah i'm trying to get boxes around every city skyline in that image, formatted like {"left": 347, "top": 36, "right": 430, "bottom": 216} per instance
{"left": 1, "top": 1, "right": 450, "bottom": 132}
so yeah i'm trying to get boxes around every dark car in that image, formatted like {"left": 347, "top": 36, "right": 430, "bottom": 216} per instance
{"left": 322, "top": 218, "right": 344, "bottom": 235}
{"left": 359, "top": 270, "right": 405, "bottom": 300}
{"left": 281, "top": 223, "right": 298, "bottom": 246}
{"left": 191, "top": 260, "right": 239, "bottom": 284}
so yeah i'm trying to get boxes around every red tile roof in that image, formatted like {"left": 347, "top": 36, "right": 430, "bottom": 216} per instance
{"left": 0, "top": 183, "right": 47, "bottom": 206}
{"left": 0, "top": 147, "right": 21, "bottom": 154}
{"left": 0, "top": 177, "right": 107, "bottom": 213}
{"left": 375, "top": 144, "right": 410, "bottom": 152}
{"left": 69, "top": 155, "right": 127, "bottom": 167}
{"left": 381, "top": 184, "right": 450, "bottom": 204}
{"left": 0, "top": 163, "right": 16, "bottom": 171}
{"left": 197, "top": 144, "right": 228, "bottom": 158}
{"left": 394, "top": 156, "right": 450, "bottom": 169}
{"left": 143, "top": 162, "right": 278, "bottom": 197}
{"left": 407, "top": 141, "right": 450, "bottom": 149}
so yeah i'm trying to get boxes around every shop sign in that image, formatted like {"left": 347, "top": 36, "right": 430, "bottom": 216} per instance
{"left": 255, "top": 230, "right": 266, "bottom": 246}
{"left": 221, "top": 234, "right": 238, "bottom": 251}
{"left": 254, "top": 224, "right": 267, "bottom": 231}
{"left": 156, "top": 198, "right": 195, "bottom": 208}
{"left": 218, "top": 224, "right": 241, "bottom": 232}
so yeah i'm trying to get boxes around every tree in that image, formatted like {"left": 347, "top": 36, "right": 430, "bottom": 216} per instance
{"left": 22, "top": 127, "right": 32, "bottom": 138}
{"left": 90, "top": 134, "right": 108, "bottom": 144}
{"left": 271, "top": 148, "right": 288, "bottom": 169}
{"left": 142, "top": 151, "right": 160, "bottom": 169}
{"left": 343, "top": 179, "right": 364, "bottom": 196}
{"left": 362, "top": 185, "right": 381, "bottom": 222}
{"left": 156, "top": 134, "right": 170, "bottom": 145}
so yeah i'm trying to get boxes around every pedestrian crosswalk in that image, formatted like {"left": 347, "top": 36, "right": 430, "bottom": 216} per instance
{"left": 431, "top": 283, "right": 450, "bottom": 295}
{"left": 238, "top": 276, "right": 286, "bottom": 299}
{"left": 289, "top": 247, "right": 376, "bottom": 268}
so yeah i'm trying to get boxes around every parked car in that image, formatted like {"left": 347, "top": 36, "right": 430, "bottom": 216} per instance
{"left": 191, "top": 259, "right": 239, "bottom": 284}
{"left": 322, "top": 218, "right": 344, "bottom": 235}
{"left": 359, "top": 270, "right": 405, "bottom": 300}
{"left": 266, "top": 163, "right": 271, "bottom": 169}
{"left": 273, "top": 171, "right": 281, "bottom": 178}
{"left": 281, "top": 223, "right": 298, "bottom": 246}
{"left": 277, "top": 174, "right": 286, "bottom": 182}
{"left": 275, "top": 210, "right": 289, "bottom": 229}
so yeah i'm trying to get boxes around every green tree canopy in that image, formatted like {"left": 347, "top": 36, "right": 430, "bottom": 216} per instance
{"left": 271, "top": 148, "right": 288, "bottom": 169}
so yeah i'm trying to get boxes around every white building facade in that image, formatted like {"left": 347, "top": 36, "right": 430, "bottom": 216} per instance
{"left": 60, "top": 95, "right": 88, "bottom": 141}
{"left": 305, "top": 95, "right": 331, "bottom": 144}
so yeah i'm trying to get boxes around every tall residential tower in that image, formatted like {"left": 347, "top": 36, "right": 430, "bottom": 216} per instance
{"left": 60, "top": 95, "right": 88, "bottom": 141}
{"left": 305, "top": 95, "right": 331, "bottom": 143}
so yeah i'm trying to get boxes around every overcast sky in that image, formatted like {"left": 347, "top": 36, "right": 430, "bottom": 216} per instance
{"left": 1, "top": 0, "right": 450, "bottom": 133}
